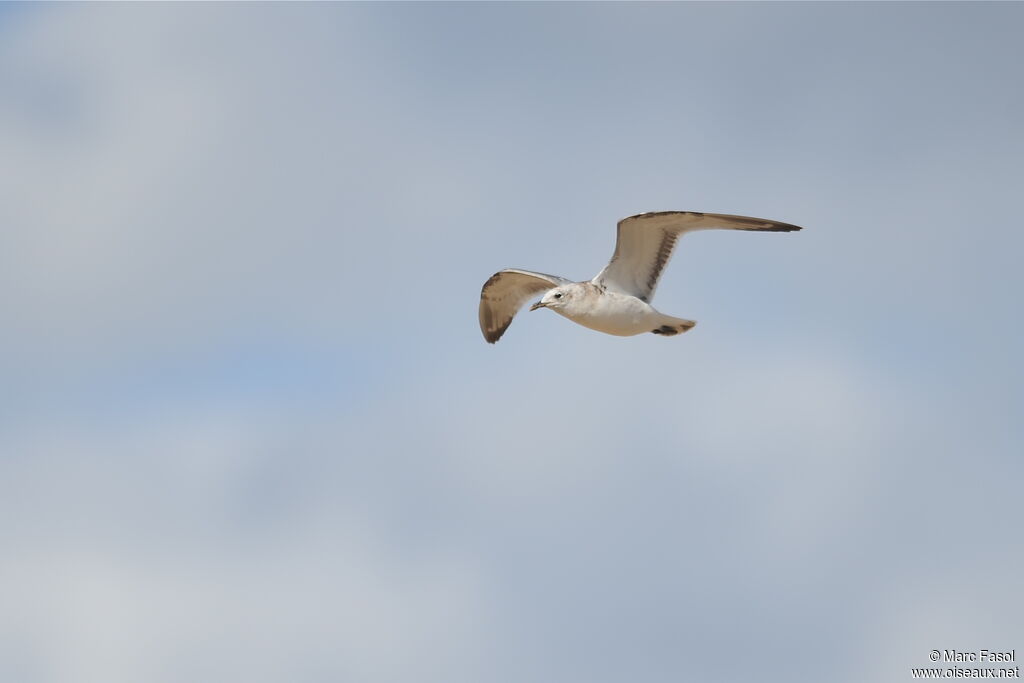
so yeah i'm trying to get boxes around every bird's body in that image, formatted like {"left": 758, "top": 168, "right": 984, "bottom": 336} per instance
{"left": 540, "top": 283, "right": 693, "bottom": 337}
{"left": 479, "top": 211, "right": 802, "bottom": 344}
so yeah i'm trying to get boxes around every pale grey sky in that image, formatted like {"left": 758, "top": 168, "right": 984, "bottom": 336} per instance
{"left": 1, "top": 4, "right": 1022, "bottom": 682}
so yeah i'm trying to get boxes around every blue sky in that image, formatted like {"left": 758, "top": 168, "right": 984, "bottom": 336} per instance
{"left": 1, "top": 3, "right": 1022, "bottom": 683}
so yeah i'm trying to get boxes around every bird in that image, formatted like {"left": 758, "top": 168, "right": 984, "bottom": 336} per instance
{"left": 478, "top": 211, "right": 802, "bottom": 343}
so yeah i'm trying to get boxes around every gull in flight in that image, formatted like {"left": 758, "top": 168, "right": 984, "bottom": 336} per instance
{"left": 479, "top": 211, "right": 802, "bottom": 343}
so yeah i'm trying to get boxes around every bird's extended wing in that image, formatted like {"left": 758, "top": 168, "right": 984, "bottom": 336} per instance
{"left": 479, "top": 269, "right": 571, "bottom": 343}
{"left": 591, "top": 211, "right": 802, "bottom": 302}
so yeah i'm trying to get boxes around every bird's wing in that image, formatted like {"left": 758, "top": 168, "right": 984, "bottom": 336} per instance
{"left": 591, "top": 211, "right": 802, "bottom": 302}
{"left": 479, "top": 268, "right": 571, "bottom": 343}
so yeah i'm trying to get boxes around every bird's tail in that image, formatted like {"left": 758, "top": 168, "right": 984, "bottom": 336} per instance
{"left": 650, "top": 315, "right": 696, "bottom": 336}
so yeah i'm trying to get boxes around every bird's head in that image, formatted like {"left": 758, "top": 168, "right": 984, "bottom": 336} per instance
{"left": 530, "top": 285, "right": 574, "bottom": 312}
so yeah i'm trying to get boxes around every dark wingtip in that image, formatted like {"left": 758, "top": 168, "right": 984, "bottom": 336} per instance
{"left": 482, "top": 322, "right": 510, "bottom": 344}
{"left": 624, "top": 211, "right": 804, "bottom": 232}
{"left": 737, "top": 221, "right": 803, "bottom": 233}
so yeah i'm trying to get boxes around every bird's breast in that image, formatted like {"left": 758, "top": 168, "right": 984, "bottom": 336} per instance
{"left": 557, "top": 292, "right": 658, "bottom": 336}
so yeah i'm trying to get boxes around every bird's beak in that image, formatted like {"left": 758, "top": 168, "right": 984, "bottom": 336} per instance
{"left": 529, "top": 301, "right": 546, "bottom": 311}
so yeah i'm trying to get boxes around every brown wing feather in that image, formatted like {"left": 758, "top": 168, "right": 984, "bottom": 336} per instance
{"left": 479, "top": 269, "right": 570, "bottom": 343}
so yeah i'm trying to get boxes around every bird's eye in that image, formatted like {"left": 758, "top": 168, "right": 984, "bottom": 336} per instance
{"left": 554, "top": 293, "right": 563, "bottom": 299}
